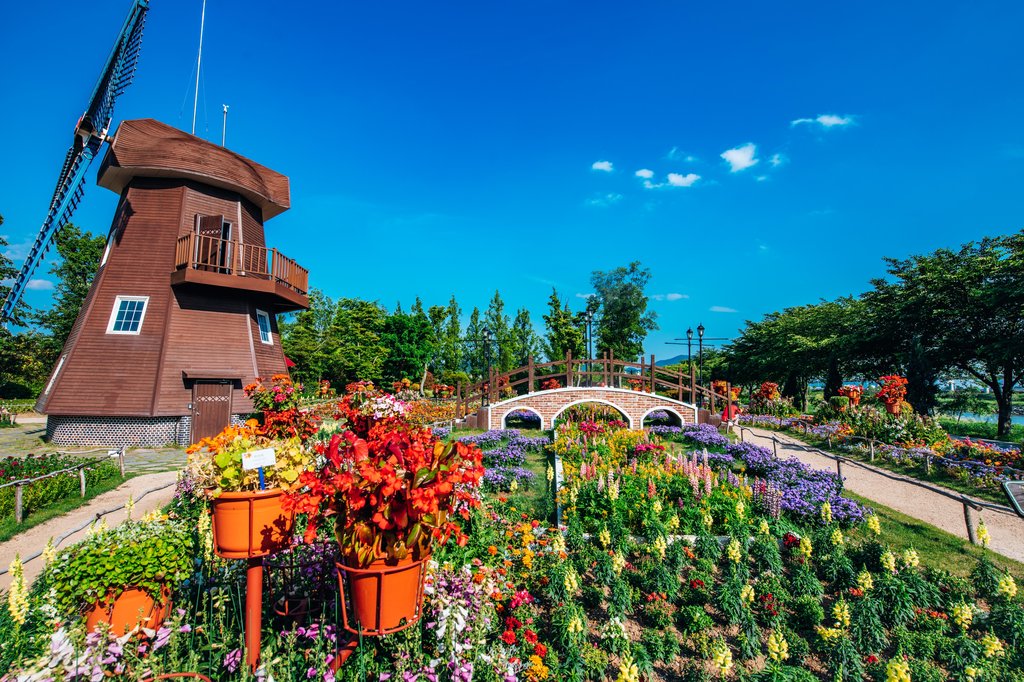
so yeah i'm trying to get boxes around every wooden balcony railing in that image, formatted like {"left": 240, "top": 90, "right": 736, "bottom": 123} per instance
{"left": 174, "top": 233, "right": 309, "bottom": 295}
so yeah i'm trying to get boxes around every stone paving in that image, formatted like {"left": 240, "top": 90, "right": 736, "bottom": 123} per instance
{"left": 0, "top": 418, "right": 186, "bottom": 474}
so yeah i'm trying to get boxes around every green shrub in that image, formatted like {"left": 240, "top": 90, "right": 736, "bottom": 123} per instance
{"left": 44, "top": 516, "right": 195, "bottom": 615}
{"left": 790, "top": 594, "right": 825, "bottom": 632}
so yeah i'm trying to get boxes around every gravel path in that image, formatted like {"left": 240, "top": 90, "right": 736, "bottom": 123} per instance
{"left": 0, "top": 471, "right": 179, "bottom": 590}
{"left": 741, "top": 426, "right": 1024, "bottom": 564}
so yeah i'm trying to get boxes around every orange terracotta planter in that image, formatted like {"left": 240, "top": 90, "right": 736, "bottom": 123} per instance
{"left": 884, "top": 402, "right": 901, "bottom": 416}
{"left": 85, "top": 586, "right": 169, "bottom": 636}
{"left": 336, "top": 556, "right": 428, "bottom": 636}
{"left": 210, "top": 488, "right": 294, "bottom": 559}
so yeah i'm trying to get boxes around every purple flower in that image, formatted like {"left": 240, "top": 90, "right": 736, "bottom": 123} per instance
{"left": 224, "top": 648, "right": 243, "bottom": 673}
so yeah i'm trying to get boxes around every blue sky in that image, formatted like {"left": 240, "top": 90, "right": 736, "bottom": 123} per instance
{"left": 2, "top": 1, "right": 1022, "bottom": 359}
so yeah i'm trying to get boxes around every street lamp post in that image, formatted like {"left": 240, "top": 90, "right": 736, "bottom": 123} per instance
{"left": 584, "top": 310, "right": 594, "bottom": 385}
{"left": 697, "top": 323, "right": 706, "bottom": 399}
{"left": 686, "top": 327, "right": 693, "bottom": 371}
{"left": 482, "top": 327, "right": 493, "bottom": 405}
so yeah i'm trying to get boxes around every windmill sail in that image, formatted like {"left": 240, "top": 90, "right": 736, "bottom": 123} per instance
{"left": 1, "top": 0, "right": 149, "bottom": 323}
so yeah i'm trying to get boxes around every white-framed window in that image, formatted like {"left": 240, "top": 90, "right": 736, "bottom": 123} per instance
{"left": 256, "top": 309, "right": 273, "bottom": 345}
{"left": 106, "top": 296, "right": 149, "bottom": 335}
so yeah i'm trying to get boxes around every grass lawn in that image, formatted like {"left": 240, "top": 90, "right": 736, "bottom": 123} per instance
{"left": 0, "top": 473, "right": 136, "bottom": 542}
{"left": 844, "top": 491, "right": 1024, "bottom": 580}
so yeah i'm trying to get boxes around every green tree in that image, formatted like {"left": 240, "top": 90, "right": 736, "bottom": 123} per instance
{"left": 508, "top": 308, "right": 539, "bottom": 367}
{"left": 866, "top": 232, "right": 1024, "bottom": 438}
{"left": 440, "top": 295, "right": 464, "bottom": 382}
{"left": 381, "top": 305, "right": 435, "bottom": 386}
{"left": 484, "top": 291, "right": 513, "bottom": 371}
{"left": 464, "top": 307, "right": 485, "bottom": 378}
{"left": 541, "top": 288, "right": 585, "bottom": 362}
{"left": 591, "top": 262, "right": 658, "bottom": 361}
{"left": 281, "top": 289, "right": 337, "bottom": 385}
{"left": 331, "top": 298, "right": 390, "bottom": 385}
{"left": 39, "top": 224, "right": 106, "bottom": 353}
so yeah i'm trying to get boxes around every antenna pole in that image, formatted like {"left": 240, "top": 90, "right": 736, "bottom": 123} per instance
{"left": 191, "top": 0, "right": 207, "bottom": 135}
{"left": 221, "top": 104, "right": 229, "bottom": 146}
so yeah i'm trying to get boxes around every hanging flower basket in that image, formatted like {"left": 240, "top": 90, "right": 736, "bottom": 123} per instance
{"left": 336, "top": 555, "right": 429, "bottom": 636}
{"left": 84, "top": 585, "right": 171, "bottom": 636}
{"left": 884, "top": 401, "right": 902, "bottom": 416}
{"left": 210, "top": 488, "right": 294, "bottom": 559}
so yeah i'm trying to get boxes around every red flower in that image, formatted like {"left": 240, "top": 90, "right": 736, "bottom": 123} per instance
{"left": 501, "top": 630, "right": 517, "bottom": 645}
{"left": 534, "top": 643, "right": 547, "bottom": 657}
{"left": 524, "top": 629, "right": 538, "bottom": 644}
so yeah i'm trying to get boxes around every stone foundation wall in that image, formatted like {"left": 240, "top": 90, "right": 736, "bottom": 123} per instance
{"left": 46, "top": 414, "right": 245, "bottom": 448}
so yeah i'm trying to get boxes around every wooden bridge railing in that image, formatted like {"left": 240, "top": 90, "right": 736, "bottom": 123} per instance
{"left": 454, "top": 352, "right": 733, "bottom": 420}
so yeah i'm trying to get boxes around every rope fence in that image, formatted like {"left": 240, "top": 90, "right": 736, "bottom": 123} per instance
{"left": 1, "top": 448, "right": 127, "bottom": 524}
{"left": 737, "top": 425, "right": 1022, "bottom": 545}
{"left": 0, "top": 478, "right": 178, "bottom": 576}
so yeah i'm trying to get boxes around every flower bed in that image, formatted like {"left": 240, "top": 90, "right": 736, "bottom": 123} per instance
{"left": 3, "top": 387, "right": 1023, "bottom": 681}
{"left": 458, "top": 429, "right": 550, "bottom": 492}
{"left": 0, "top": 453, "right": 121, "bottom": 521}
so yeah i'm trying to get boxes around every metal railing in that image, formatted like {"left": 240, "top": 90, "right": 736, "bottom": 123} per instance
{"left": 737, "top": 425, "right": 1022, "bottom": 544}
{"left": 0, "top": 448, "right": 126, "bottom": 524}
{"left": 174, "top": 233, "right": 309, "bottom": 295}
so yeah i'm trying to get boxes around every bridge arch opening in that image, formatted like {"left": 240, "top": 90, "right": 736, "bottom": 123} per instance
{"left": 642, "top": 407, "right": 684, "bottom": 428}
{"left": 552, "top": 400, "right": 632, "bottom": 429}
{"left": 502, "top": 407, "right": 543, "bottom": 430}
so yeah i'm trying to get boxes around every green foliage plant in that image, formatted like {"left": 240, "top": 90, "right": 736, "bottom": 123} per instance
{"left": 44, "top": 516, "right": 195, "bottom": 616}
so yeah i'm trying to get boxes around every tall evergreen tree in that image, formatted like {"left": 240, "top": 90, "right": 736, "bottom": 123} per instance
{"left": 592, "top": 262, "right": 658, "bottom": 361}
{"left": 509, "top": 308, "right": 539, "bottom": 367}
{"left": 541, "top": 289, "right": 584, "bottom": 361}
{"left": 441, "top": 295, "right": 463, "bottom": 381}
{"left": 464, "top": 307, "right": 485, "bottom": 378}
{"left": 484, "top": 290, "right": 513, "bottom": 371}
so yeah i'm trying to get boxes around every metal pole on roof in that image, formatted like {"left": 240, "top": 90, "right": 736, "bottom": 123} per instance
{"left": 191, "top": 0, "right": 207, "bottom": 135}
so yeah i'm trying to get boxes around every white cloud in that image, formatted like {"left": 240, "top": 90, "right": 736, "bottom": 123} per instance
{"left": 667, "top": 172, "right": 700, "bottom": 187}
{"left": 591, "top": 160, "right": 614, "bottom": 172}
{"left": 791, "top": 114, "right": 855, "bottom": 128}
{"left": 667, "top": 147, "right": 697, "bottom": 162}
{"left": 586, "top": 193, "right": 623, "bottom": 207}
{"left": 27, "top": 279, "right": 53, "bottom": 291}
{"left": 769, "top": 153, "right": 787, "bottom": 167}
{"left": 720, "top": 143, "right": 758, "bottom": 172}
{"left": 710, "top": 305, "right": 737, "bottom": 313}
{"left": 755, "top": 175, "right": 769, "bottom": 182}
{"left": 652, "top": 292, "right": 689, "bottom": 302}
{"left": 576, "top": 292, "right": 595, "bottom": 299}
{"left": 635, "top": 168, "right": 654, "bottom": 179}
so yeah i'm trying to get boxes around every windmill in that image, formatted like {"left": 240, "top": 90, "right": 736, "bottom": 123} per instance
{"left": 1, "top": 0, "right": 150, "bottom": 324}
{"left": 20, "top": 1, "right": 310, "bottom": 447}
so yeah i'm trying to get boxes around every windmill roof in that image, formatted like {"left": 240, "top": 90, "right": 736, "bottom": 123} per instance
{"left": 97, "top": 119, "right": 290, "bottom": 219}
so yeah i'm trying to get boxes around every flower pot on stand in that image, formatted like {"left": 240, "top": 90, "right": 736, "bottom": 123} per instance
{"left": 209, "top": 488, "right": 294, "bottom": 559}
{"left": 336, "top": 556, "right": 429, "bottom": 636}
{"left": 884, "top": 401, "right": 901, "bottom": 416}
{"left": 85, "top": 585, "right": 171, "bottom": 636}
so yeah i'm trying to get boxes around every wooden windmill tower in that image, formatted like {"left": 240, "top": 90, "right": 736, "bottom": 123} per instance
{"left": 37, "top": 119, "right": 309, "bottom": 446}
{"left": 5, "top": 1, "right": 309, "bottom": 446}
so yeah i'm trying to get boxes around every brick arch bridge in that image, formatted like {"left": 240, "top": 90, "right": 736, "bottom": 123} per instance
{"left": 477, "top": 387, "right": 697, "bottom": 430}
{"left": 454, "top": 353, "right": 733, "bottom": 431}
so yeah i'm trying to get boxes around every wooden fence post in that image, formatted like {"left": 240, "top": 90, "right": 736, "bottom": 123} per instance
{"left": 566, "top": 350, "right": 573, "bottom": 387}
{"left": 456, "top": 382, "right": 462, "bottom": 418}
{"left": 609, "top": 349, "right": 615, "bottom": 387}
{"left": 689, "top": 365, "right": 696, "bottom": 404}
{"left": 963, "top": 503, "right": 977, "bottom": 544}
{"left": 925, "top": 455, "right": 932, "bottom": 475}
{"left": 869, "top": 440, "right": 875, "bottom": 462}
{"left": 836, "top": 458, "right": 844, "bottom": 481}
{"left": 118, "top": 448, "right": 126, "bottom": 478}
{"left": 15, "top": 484, "right": 23, "bottom": 524}
{"left": 650, "top": 354, "right": 656, "bottom": 393}
{"left": 678, "top": 368, "right": 684, "bottom": 401}
{"left": 772, "top": 438, "right": 778, "bottom": 457}
{"left": 79, "top": 467, "right": 87, "bottom": 497}
{"left": 639, "top": 355, "right": 645, "bottom": 391}
{"left": 528, "top": 355, "right": 535, "bottom": 393}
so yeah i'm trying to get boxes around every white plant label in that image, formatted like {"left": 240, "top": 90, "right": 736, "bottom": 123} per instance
{"left": 242, "top": 447, "right": 277, "bottom": 470}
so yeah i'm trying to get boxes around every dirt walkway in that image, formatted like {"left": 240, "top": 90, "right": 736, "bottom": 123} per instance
{"left": 740, "top": 426, "right": 1024, "bottom": 563}
{"left": 0, "top": 471, "right": 179, "bottom": 590}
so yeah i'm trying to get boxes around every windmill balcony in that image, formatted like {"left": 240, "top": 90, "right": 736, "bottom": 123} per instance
{"left": 172, "top": 233, "right": 309, "bottom": 312}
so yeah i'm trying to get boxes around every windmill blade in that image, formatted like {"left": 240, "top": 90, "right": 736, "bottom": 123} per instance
{"left": 1, "top": 0, "right": 149, "bottom": 324}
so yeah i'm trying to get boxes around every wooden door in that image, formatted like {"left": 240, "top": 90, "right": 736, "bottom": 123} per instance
{"left": 191, "top": 381, "right": 233, "bottom": 442}
{"left": 195, "top": 215, "right": 231, "bottom": 273}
